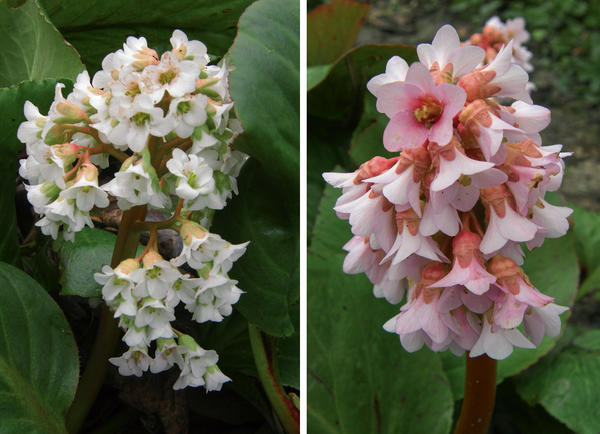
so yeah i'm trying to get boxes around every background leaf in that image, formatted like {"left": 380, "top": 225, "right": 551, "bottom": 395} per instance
{"left": 0, "top": 0, "right": 83, "bottom": 87}
{"left": 56, "top": 227, "right": 121, "bottom": 297}
{"left": 212, "top": 0, "right": 299, "bottom": 338}
{"left": 515, "top": 329, "right": 600, "bottom": 434}
{"left": 0, "top": 261, "right": 79, "bottom": 433}
{"left": 307, "top": 187, "right": 454, "bottom": 434}
{"left": 39, "top": 0, "right": 254, "bottom": 72}
{"left": 307, "top": 0, "right": 370, "bottom": 66}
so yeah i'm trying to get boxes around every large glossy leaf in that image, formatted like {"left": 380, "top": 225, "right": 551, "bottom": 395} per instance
{"left": 308, "top": 186, "right": 454, "bottom": 433}
{"left": 440, "top": 230, "right": 579, "bottom": 399}
{"left": 39, "top": 0, "right": 254, "bottom": 72}
{"left": 56, "top": 227, "right": 120, "bottom": 297}
{"left": 0, "top": 261, "right": 79, "bottom": 433}
{"left": 0, "top": 79, "right": 72, "bottom": 264}
{"left": 515, "top": 328, "right": 600, "bottom": 434}
{"left": 229, "top": 0, "right": 300, "bottom": 197}
{"left": 0, "top": 0, "right": 83, "bottom": 87}
{"left": 570, "top": 205, "right": 600, "bottom": 298}
{"left": 212, "top": 161, "right": 297, "bottom": 338}
{"left": 307, "top": 0, "right": 370, "bottom": 66}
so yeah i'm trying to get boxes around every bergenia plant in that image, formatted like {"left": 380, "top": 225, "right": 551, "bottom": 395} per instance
{"left": 323, "top": 23, "right": 571, "bottom": 433}
{"left": 19, "top": 29, "right": 247, "bottom": 396}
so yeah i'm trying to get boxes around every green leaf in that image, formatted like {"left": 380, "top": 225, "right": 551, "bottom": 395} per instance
{"left": 307, "top": 64, "right": 333, "bottom": 90}
{"left": 0, "top": 78, "right": 72, "bottom": 264}
{"left": 212, "top": 162, "right": 297, "bottom": 338}
{"left": 0, "top": 261, "right": 79, "bottom": 433}
{"left": 229, "top": 0, "right": 300, "bottom": 197}
{"left": 278, "top": 301, "right": 299, "bottom": 388}
{"left": 57, "top": 227, "right": 118, "bottom": 297}
{"left": 515, "top": 331, "right": 600, "bottom": 434}
{"left": 308, "top": 187, "right": 453, "bottom": 433}
{"left": 571, "top": 205, "right": 600, "bottom": 298}
{"left": 308, "top": 44, "right": 417, "bottom": 121}
{"left": 308, "top": 254, "right": 454, "bottom": 434}
{"left": 39, "top": 0, "right": 254, "bottom": 72}
{"left": 0, "top": 0, "right": 83, "bottom": 87}
{"left": 307, "top": 0, "right": 370, "bottom": 66}
{"left": 440, "top": 230, "right": 579, "bottom": 399}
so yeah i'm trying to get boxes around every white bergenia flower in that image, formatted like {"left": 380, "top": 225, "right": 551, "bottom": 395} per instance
{"left": 134, "top": 297, "right": 176, "bottom": 341}
{"left": 109, "top": 346, "right": 151, "bottom": 377}
{"left": 102, "top": 161, "right": 167, "bottom": 210}
{"left": 17, "top": 101, "right": 47, "bottom": 148}
{"left": 36, "top": 197, "right": 93, "bottom": 241}
{"left": 142, "top": 51, "right": 200, "bottom": 103}
{"left": 170, "top": 29, "right": 210, "bottom": 66}
{"left": 168, "top": 94, "right": 209, "bottom": 138}
{"left": 135, "top": 252, "right": 182, "bottom": 300}
{"left": 166, "top": 148, "right": 215, "bottom": 200}
{"left": 24, "top": 182, "right": 60, "bottom": 214}
{"left": 151, "top": 338, "right": 184, "bottom": 374}
{"left": 173, "top": 335, "right": 220, "bottom": 390}
{"left": 204, "top": 365, "right": 231, "bottom": 392}
{"left": 188, "top": 275, "right": 243, "bottom": 323}
{"left": 60, "top": 164, "right": 109, "bottom": 212}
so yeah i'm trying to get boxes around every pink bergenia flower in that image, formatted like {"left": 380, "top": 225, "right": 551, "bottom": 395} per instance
{"left": 374, "top": 62, "right": 466, "bottom": 151}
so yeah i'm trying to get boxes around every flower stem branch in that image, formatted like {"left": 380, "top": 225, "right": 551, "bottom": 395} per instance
{"left": 248, "top": 324, "right": 300, "bottom": 434}
{"left": 66, "top": 205, "right": 148, "bottom": 433}
{"left": 454, "top": 353, "right": 497, "bottom": 434}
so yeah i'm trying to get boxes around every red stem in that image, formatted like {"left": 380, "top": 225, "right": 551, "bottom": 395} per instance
{"left": 454, "top": 353, "right": 497, "bottom": 434}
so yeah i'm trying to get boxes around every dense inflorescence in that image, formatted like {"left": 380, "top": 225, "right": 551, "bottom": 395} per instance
{"left": 18, "top": 30, "right": 249, "bottom": 390}
{"left": 324, "top": 24, "right": 571, "bottom": 360}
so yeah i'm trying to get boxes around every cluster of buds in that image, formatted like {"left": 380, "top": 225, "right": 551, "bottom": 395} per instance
{"left": 324, "top": 24, "right": 571, "bottom": 360}
{"left": 18, "top": 30, "right": 249, "bottom": 389}
{"left": 468, "top": 16, "right": 533, "bottom": 74}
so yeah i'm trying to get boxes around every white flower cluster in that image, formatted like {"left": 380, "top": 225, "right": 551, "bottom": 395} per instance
{"left": 95, "top": 221, "right": 247, "bottom": 390}
{"left": 18, "top": 29, "right": 247, "bottom": 241}
{"left": 19, "top": 30, "right": 250, "bottom": 391}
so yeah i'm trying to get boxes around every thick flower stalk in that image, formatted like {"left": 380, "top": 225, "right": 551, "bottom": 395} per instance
{"left": 324, "top": 24, "right": 571, "bottom": 361}
{"left": 18, "top": 30, "right": 248, "bottom": 391}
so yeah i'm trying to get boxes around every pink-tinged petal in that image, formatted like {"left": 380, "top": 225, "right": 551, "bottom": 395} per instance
{"left": 373, "top": 210, "right": 396, "bottom": 252}
{"left": 504, "top": 328, "right": 536, "bottom": 349}
{"left": 497, "top": 205, "right": 539, "bottom": 242}
{"left": 461, "top": 290, "right": 493, "bottom": 313}
{"left": 484, "top": 41, "right": 514, "bottom": 76}
{"left": 494, "top": 294, "right": 528, "bottom": 329}
{"left": 510, "top": 101, "right": 551, "bottom": 133}
{"left": 491, "top": 65, "right": 532, "bottom": 103}
{"left": 471, "top": 168, "right": 508, "bottom": 189}
{"left": 448, "top": 45, "right": 485, "bottom": 78}
{"left": 419, "top": 202, "right": 438, "bottom": 237}
{"left": 531, "top": 199, "right": 572, "bottom": 238}
{"left": 514, "top": 278, "right": 554, "bottom": 307}
{"left": 417, "top": 237, "right": 449, "bottom": 263}
{"left": 523, "top": 309, "right": 545, "bottom": 346}
{"left": 405, "top": 62, "right": 436, "bottom": 94}
{"left": 536, "top": 303, "right": 568, "bottom": 338}
{"left": 416, "top": 44, "right": 437, "bottom": 70}
{"left": 451, "top": 185, "right": 479, "bottom": 212}
{"left": 376, "top": 82, "right": 422, "bottom": 118}
{"left": 400, "top": 330, "right": 426, "bottom": 352}
{"left": 367, "top": 56, "right": 409, "bottom": 95}
{"left": 334, "top": 185, "right": 369, "bottom": 219}
{"left": 438, "top": 286, "right": 462, "bottom": 311}
{"left": 380, "top": 168, "right": 422, "bottom": 216}
{"left": 480, "top": 208, "right": 507, "bottom": 254}
{"left": 342, "top": 237, "right": 376, "bottom": 274}
{"left": 363, "top": 161, "right": 401, "bottom": 185}
{"left": 420, "top": 303, "right": 449, "bottom": 344}
{"left": 431, "top": 24, "right": 461, "bottom": 62}
{"left": 470, "top": 320, "right": 512, "bottom": 359}
{"left": 323, "top": 171, "right": 356, "bottom": 188}
{"left": 431, "top": 151, "right": 494, "bottom": 192}
{"left": 383, "top": 111, "right": 428, "bottom": 151}
{"left": 383, "top": 314, "right": 400, "bottom": 332}
{"left": 388, "top": 231, "right": 421, "bottom": 264}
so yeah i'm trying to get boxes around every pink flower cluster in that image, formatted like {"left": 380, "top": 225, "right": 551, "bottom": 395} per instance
{"left": 323, "top": 25, "right": 571, "bottom": 360}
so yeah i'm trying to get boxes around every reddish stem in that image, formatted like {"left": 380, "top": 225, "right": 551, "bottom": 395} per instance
{"left": 454, "top": 353, "right": 497, "bottom": 434}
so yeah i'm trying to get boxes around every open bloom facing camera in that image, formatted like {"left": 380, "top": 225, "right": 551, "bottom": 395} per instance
{"left": 18, "top": 30, "right": 249, "bottom": 390}
{"left": 324, "top": 24, "right": 571, "bottom": 360}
